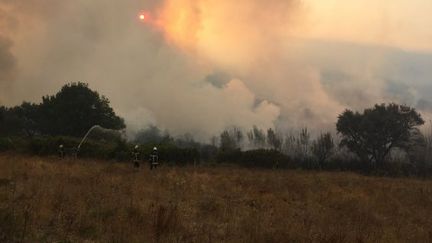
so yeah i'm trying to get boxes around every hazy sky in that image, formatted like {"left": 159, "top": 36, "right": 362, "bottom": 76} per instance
{"left": 0, "top": 0, "right": 431, "bottom": 140}
{"left": 305, "top": 0, "right": 432, "bottom": 52}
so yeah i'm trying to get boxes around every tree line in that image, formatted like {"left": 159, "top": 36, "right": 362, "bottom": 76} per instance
{"left": 1, "top": 82, "right": 431, "bottom": 176}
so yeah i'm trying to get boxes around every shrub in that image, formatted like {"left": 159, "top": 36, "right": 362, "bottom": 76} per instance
{"left": 217, "top": 149, "right": 292, "bottom": 169}
{"left": 0, "top": 138, "right": 14, "bottom": 152}
{"left": 240, "top": 149, "right": 291, "bottom": 169}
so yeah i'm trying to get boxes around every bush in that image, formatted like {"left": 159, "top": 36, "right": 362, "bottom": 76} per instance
{"left": 2, "top": 136, "right": 127, "bottom": 160}
{"left": 216, "top": 149, "right": 243, "bottom": 164}
{"left": 0, "top": 138, "right": 14, "bottom": 152}
{"left": 217, "top": 149, "right": 292, "bottom": 169}
{"left": 240, "top": 149, "right": 291, "bottom": 169}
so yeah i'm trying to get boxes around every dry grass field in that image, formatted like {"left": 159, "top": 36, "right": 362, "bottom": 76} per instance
{"left": 1, "top": 153, "right": 432, "bottom": 242}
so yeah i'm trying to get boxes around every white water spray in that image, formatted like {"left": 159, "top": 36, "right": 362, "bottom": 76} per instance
{"left": 77, "top": 125, "right": 102, "bottom": 152}
{"left": 76, "top": 125, "right": 125, "bottom": 155}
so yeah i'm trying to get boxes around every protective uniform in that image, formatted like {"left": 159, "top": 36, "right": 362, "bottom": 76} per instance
{"left": 133, "top": 145, "right": 140, "bottom": 168}
{"left": 150, "top": 147, "right": 159, "bottom": 170}
{"left": 58, "top": 144, "right": 65, "bottom": 158}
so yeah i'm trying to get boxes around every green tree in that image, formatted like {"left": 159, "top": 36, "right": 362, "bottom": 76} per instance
{"left": 336, "top": 103, "right": 424, "bottom": 166}
{"left": 312, "top": 132, "right": 334, "bottom": 168}
{"left": 38, "top": 82, "right": 125, "bottom": 137}
{"left": 0, "top": 102, "right": 39, "bottom": 137}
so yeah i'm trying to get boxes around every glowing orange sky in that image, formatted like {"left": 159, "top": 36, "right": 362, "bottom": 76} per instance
{"left": 152, "top": 0, "right": 432, "bottom": 55}
{"left": 305, "top": 0, "right": 432, "bottom": 52}
{"left": 0, "top": 0, "right": 431, "bottom": 136}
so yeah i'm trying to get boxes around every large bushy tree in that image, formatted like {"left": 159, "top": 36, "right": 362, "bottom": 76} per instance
{"left": 38, "top": 82, "right": 125, "bottom": 137}
{"left": 0, "top": 82, "right": 125, "bottom": 138}
{"left": 336, "top": 103, "right": 424, "bottom": 166}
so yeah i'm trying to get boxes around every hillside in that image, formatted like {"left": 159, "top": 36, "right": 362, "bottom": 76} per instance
{"left": 1, "top": 153, "right": 431, "bottom": 242}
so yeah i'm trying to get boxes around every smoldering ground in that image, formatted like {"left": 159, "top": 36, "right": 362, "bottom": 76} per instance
{"left": 0, "top": 0, "right": 431, "bottom": 140}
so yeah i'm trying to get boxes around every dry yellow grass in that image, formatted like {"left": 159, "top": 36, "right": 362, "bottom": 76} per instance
{"left": 1, "top": 153, "right": 432, "bottom": 242}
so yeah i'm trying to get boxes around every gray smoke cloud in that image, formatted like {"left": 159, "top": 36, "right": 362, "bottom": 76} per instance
{"left": 0, "top": 38, "right": 16, "bottom": 106}
{"left": 0, "top": 0, "right": 431, "bottom": 140}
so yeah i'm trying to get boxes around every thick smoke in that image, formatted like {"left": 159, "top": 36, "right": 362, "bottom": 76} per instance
{"left": 0, "top": 35, "right": 15, "bottom": 104}
{"left": 0, "top": 4, "right": 18, "bottom": 104}
{"left": 0, "top": 0, "right": 431, "bottom": 140}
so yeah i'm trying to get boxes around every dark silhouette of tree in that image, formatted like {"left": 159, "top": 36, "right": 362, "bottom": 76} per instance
{"left": 405, "top": 128, "right": 429, "bottom": 173}
{"left": 247, "top": 126, "right": 266, "bottom": 148}
{"left": 0, "top": 106, "right": 16, "bottom": 136}
{"left": 336, "top": 103, "right": 424, "bottom": 166}
{"left": 14, "top": 102, "right": 40, "bottom": 137}
{"left": 0, "top": 102, "right": 39, "bottom": 137}
{"left": 220, "top": 130, "right": 236, "bottom": 151}
{"left": 267, "top": 128, "right": 282, "bottom": 151}
{"left": 175, "top": 133, "right": 200, "bottom": 148}
{"left": 232, "top": 127, "right": 244, "bottom": 147}
{"left": 0, "top": 106, "right": 4, "bottom": 122}
{"left": 220, "top": 127, "right": 243, "bottom": 151}
{"left": 296, "top": 128, "right": 310, "bottom": 159}
{"left": 38, "top": 82, "right": 125, "bottom": 137}
{"left": 134, "top": 125, "right": 172, "bottom": 145}
{"left": 312, "top": 132, "right": 334, "bottom": 168}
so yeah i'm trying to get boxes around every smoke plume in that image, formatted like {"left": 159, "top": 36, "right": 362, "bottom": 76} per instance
{"left": 0, "top": 0, "right": 431, "bottom": 140}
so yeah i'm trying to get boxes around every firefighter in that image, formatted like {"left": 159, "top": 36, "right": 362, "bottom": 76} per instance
{"left": 133, "top": 145, "right": 140, "bottom": 168}
{"left": 58, "top": 144, "right": 65, "bottom": 158}
{"left": 149, "top": 147, "right": 159, "bottom": 170}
